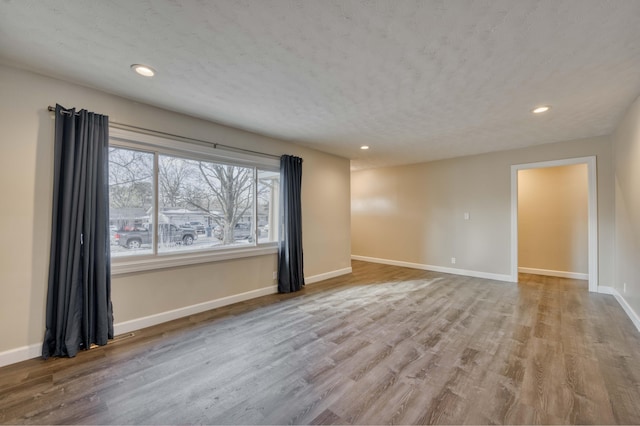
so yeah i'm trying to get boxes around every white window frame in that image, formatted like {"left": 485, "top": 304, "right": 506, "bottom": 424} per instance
{"left": 109, "top": 128, "right": 279, "bottom": 275}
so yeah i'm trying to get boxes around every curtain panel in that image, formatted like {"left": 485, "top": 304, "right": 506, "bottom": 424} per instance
{"left": 277, "top": 155, "right": 304, "bottom": 293}
{"left": 42, "top": 104, "right": 113, "bottom": 358}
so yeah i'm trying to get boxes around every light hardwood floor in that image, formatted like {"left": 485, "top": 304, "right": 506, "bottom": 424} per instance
{"left": 1, "top": 260, "right": 640, "bottom": 424}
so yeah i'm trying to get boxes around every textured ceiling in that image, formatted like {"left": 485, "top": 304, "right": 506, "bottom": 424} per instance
{"left": 1, "top": 0, "right": 640, "bottom": 170}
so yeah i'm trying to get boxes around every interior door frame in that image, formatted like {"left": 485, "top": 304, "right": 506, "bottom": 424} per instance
{"left": 510, "top": 156, "right": 598, "bottom": 292}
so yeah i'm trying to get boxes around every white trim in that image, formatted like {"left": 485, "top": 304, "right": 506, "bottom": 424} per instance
{"left": 114, "top": 285, "right": 277, "bottom": 335}
{"left": 116, "top": 266, "right": 354, "bottom": 334}
{"left": 351, "top": 255, "right": 513, "bottom": 282}
{"left": 510, "top": 164, "right": 519, "bottom": 284}
{"left": 511, "top": 156, "right": 598, "bottom": 292}
{"left": 597, "top": 286, "right": 640, "bottom": 333}
{"left": 0, "top": 343, "right": 42, "bottom": 368}
{"left": 0, "top": 267, "right": 354, "bottom": 367}
{"left": 587, "top": 157, "right": 599, "bottom": 292}
{"left": 518, "top": 267, "right": 588, "bottom": 280}
{"left": 596, "top": 285, "right": 616, "bottom": 295}
{"left": 112, "top": 246, "right": 277, "bottom": 275}
{"left": 0, "top": 284, "right": 278, "bottom": 367}
{"left": 305, "top": 267, "right": 353, "bottom": 285}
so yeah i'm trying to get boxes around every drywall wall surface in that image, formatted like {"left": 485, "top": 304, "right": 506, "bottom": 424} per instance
{"left": 0, "top": 64, "right": 351, "bottom": 356}
{"left": 352, "top": 135, "right": 614, "bottom": 282}
{"left": 518, "top": 164, "right": 588, "bottom": 274}
{"left": 613, "top": 94, "right": 640, "bottom": 317}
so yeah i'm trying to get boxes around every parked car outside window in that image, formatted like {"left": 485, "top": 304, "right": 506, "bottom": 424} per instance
{"left": 114, "top": 224, "right": 197, "bottom": 249}
{"left": 213, "top": 222, "right": 252, "bottom": 240}
{"left": 187, "top": 221, "right": 206, "bottom": 234}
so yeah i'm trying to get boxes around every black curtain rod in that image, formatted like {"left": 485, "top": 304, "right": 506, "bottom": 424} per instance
{"left": 47, "top": 105, "right": 281, "bottom": 160}
{"left": 48, "top": 106, "right": 79, "bottom": 116}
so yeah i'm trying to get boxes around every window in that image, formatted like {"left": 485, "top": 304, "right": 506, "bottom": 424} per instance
{"left": 109, "top": 147, "right": 154, "bottom": 257}
{"left": 108, "top": 128, "right": 280, "bottom": 272}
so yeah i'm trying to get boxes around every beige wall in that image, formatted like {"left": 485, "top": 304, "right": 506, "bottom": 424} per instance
{"left": 0, "top": 64, "right": 351, "bottom": 356}
{"left": 518, "top": 164, "right": 588, "bottom": 274}
{"left": 613, "top": 94, "right": 640, "bottom": 317}
{"left": 352, "top": 136, "right": 614, "bottom": 282}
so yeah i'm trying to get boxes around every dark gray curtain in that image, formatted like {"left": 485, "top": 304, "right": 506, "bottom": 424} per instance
{"left": 278, "top": 155, "right": 304, "bottom": 293}
{"left": 42, "top": 104, "right": 113, "bottom": 358}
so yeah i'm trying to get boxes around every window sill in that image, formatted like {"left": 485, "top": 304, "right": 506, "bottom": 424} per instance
{"left": 111, "top": 244, "right": 278, "bottom": 275}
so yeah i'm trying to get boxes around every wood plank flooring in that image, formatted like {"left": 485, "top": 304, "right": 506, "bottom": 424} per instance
{"left": 2, "top": 260, "right": 640, "bottom": 424}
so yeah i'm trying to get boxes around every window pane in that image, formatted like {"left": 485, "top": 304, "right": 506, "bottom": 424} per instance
{"left": 258, "top": 170, "right": 279, "bottom": 243}
{"left": 109, "top": 147, "right": 154, "bottom": 257}
{"left": 157, "top": 154, "right": 256, "bottom": 253}
{"left": 157, "top": 155, "right": 200, "bottom": 253}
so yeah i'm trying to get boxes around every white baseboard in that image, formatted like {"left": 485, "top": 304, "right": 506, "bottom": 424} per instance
{"left": 305, "top": 267, "right": 352, "bottom": 285}
{"left": 116, "top": 268, "right": 353, "bottom": 338}
{"left": 351, "top": 255, "right": 514, "bottom": 283}
{"left": 114, "top": 285, "right": 277, "bottom": 335}
{"left": 0, "top": 342, "right": 42, "bottom": 368}
{"left": 596, "top": 285, "right": 616, "bottom": 295}
{"left": 598, "top": 286, "right": 640, "bottom": 333}
{"left": 1, "top": 266, "right": 355, "bottom": 368}
{"left": 4, "top": 273, "right": 635, "bottom": 368}
{"left": 518, "top": 267, "right": 588, "bottom": 280}
{"left": 0, "top": 286, "right": 277, "bottom": 368}
{"left": 1, "top": 286, "right": 278, "bottom": 368}
{"left": 117, "top": 267, "right": 354, "bottom": 336}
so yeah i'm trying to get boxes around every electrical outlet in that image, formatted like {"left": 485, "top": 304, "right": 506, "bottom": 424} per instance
{"left": 451, "top": 257, "right": 456, "bottom": 264}
{"left": 273, "top": 271, "right": 277, "bottom": 280}
{"left": 624, "top": 282, "right": 627, "bottom": 293}
{"left": 464, "top": 212, "right": 470, "bottom": 220}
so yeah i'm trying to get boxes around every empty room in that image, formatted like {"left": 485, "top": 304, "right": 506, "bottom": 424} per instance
{"left": 1, "top": 1, "right": 640, "bottom": 424}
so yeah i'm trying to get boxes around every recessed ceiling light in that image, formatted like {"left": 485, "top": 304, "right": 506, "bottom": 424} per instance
{"left": 532, "top": 105, "right": 551, "bottom": 114}
{"left": 360, "top": 145, "right": 370, "bottom": 150}
{"left": 131, "top": 64, "right": 155, "bottom": 77}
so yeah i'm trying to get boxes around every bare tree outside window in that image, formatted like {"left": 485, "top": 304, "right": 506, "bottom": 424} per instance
{"left": 108, "top": 148, "right": 153, "bottom": 210}
{"left": 190, "top": 163, "right": 254, "bottom": 244}
{"left": 158, "top": 156, "right": 195, "bottom": 207}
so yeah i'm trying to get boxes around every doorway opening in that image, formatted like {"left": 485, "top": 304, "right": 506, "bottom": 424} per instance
{"left": 510, "top": 157, "right": 598, "bottom": 292}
